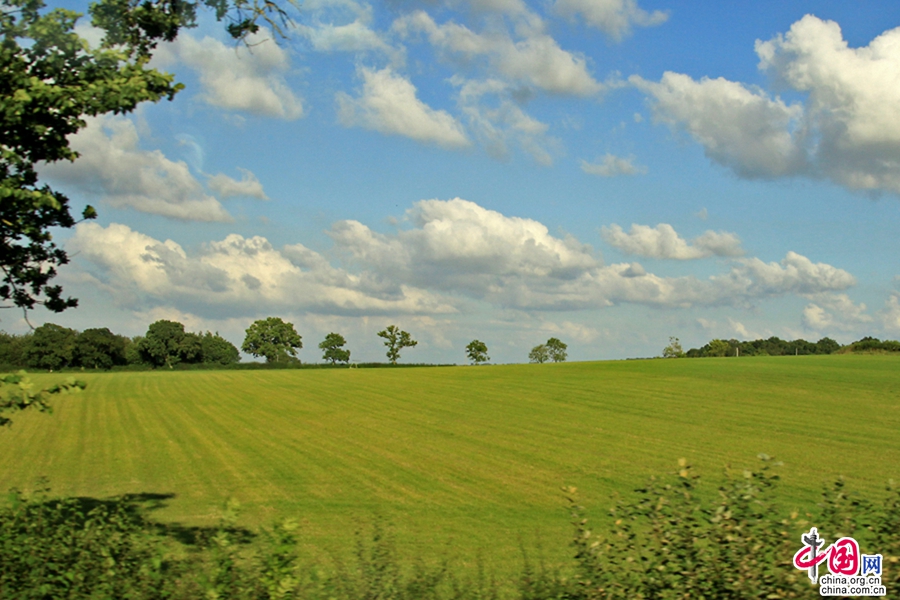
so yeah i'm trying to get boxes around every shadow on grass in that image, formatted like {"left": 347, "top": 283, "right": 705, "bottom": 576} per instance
{"left": 12, "top": 490, "right": 256, "bottom": 547}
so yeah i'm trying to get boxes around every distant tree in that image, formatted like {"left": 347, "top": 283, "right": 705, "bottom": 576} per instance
{"left": 200, "top": 332, "right": 240, "bottom": 365}
{"left": 319, "top": 333, "right": 350, "bottom": 365}
{"left": 465, "top": 340, "right": 489, "bottom": 365}
{"left": 181, "top": 332, "right": 203, "bottom": 364}
{"left": 760, "top": 336, "right": 789, "bottom": 356}
{"left": 242, "top": 317, "right": 302, "bottom": 364}
{"left": 546, "top": 337, "right": 568, "bottom": 362}
{"left": 786, "top": 338, "right": 817, "bottom": 356}
{"left": 706, "top": 339, "right": 731, "bottom": 357}
{"left": 846, "top": 337, "right": 900, "bottom": 353}
{"left": 24, "top": 323, "right": 77, "bottom": 370}
{"left": 138, "top": 320, "right": 200, "bottom": 368}
{"left": 0, "top": 332, "right": 29, "bottom": 367}
{"left": 377, "top": 325, "right": 417, "bottom": 365}
{"left": 124, "top": 336, "right": 144, "bottom": 365}
{"left": 662, "top": 336, "right": 685, "bottom": 358}
{"left": 73, "top": 328, "right": 127, "bottom": 369}
{"left": 815, "top": 337, "right": 841, "bottom": 354}
{"left": 529, "top": 344, "right": 549, "bottom": 364}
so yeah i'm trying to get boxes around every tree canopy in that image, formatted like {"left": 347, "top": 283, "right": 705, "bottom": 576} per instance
{"left": 319, "top": 333, "right": 350, "bottom": 365}
{"left": 138, "top": 320, "right": 200, "bottom": 368}
{"left": 73, "top": 327, "right": 127, "bottom": 369}
{"left": 377, "top": 325, "right": 417, "bottom": 365}
{"left": 684, "top": 336, "right": 846, "bottom": 358}
{"left": 242, "top": 317, "right": 302, "bottom": 363}
{"left": 528, "top": 344, "right": 549, "bottom": 364}
{"left": 200, "top": 331, "right": 240, "bottom": 365}
{"left": 465, "top": 340, "right": 489, "bottom": 365}
{"left": 662, "top": 336, "right": 685, "bottom": 358}
{"left": 0, "top": 0, "right": 294, "bottom": 319}
{"left": 546, "top": 337, "right": 567, "bottom": 363}
{"left": 23, "top": 322, "right": 76, "bottom": 370}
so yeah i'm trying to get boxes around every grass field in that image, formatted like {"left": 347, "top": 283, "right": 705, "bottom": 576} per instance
{"left": 0, "top": 355, "right": 898, "bottom": 574}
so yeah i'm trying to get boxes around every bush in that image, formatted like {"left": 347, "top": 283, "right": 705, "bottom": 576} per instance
{"left": 560, "top": 456, "right": 900, "bottom": 599}
{"left": 2, "top": 459, "right": 898, "bottom": 599}
{"left": 0, "top": 487, "right": 173, "bottom": 598}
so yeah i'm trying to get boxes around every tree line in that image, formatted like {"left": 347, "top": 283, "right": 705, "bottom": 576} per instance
{"left": 0, "top": 318, "right": 564, "bottom": 370}
{"left": 662, "top": 335, "right": 900, "bottom": 358}
{"left": 0, "top": 318, "right": 355, "bottom": 370}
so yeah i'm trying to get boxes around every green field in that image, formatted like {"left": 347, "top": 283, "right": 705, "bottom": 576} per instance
{"left": 0, "top": 355, "right": 898, "bottom": 572}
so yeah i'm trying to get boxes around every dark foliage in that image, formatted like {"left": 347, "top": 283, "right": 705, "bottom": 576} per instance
{"left": 23, "top": 322, "right": 77, "bottom": 370}
{"left": 73, "top": 327, "right": 128, "bottom": 369}
{"left": 685, "top": 336, "right": 845, "bottom": 358}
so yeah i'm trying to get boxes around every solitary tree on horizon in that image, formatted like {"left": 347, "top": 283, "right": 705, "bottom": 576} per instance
{"left": 466, "top": 340, "right": 490, "bottom": 365}
{"left": 319, "top": 333, "right": 351, "bottom": 365}
{"left": 377, "top": 325, "right": 417, "bottom": 364}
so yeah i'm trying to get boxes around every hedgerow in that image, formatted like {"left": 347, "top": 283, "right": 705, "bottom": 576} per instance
{"left": 1, "top": 457, "right": 896, "bottom": 599}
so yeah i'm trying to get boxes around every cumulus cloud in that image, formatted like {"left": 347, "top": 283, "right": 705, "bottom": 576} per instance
{"left": 634, "top": 16, "right": 900, "bottom": 195}
{"left": 712, "top": 252, "right": 855, "bottom": 298}
{"left": 453, "top": 77, "right": 557, "bottom": 164}
{"left": 303, "top": 20, "right": 399, "bottom": 59}
{"left": 67, "top": 201, "right": 859, "bottom": 319}
{"left": 70, "top": 222, "right": 457, "bottom": 317}
{"left": 881, "top": 293, "right": 900, "bottom": 332}
{"left": 580, "top": 153, "right": 647, "bottom": 177}
{"left": 553, "top": 0, "right": 668, "bottom": 41}
{"left": 756, "top": 15, "right": 900, "bottom": 193}
{"left": 40, "top": 116, "right": 234, "bottom": 222}
{"left": 601, "top": 223, "right": 744, "bottom": 259}
{"left": 394, "top": 10, "right": 603, "bottom": 96}
{"left": 160, "top": 31, "right": 304, "bottom": 119}
{"left": 632, "top": 72, "right": 808, "bottom": 178}
{"left": 297, "top": 0, "right": 404, "bottom": 64}
{"left": 328, "top": 199, "right": 851, "bottom": 311}
{"left": 802, "top": 292, "right": 873, "bottom": 331}
{"left": 329, "top": 198, "right": 598, "bottom": 294}
{"left": 337, "top": 67, "right": 471, "bottom": 148}
{"left": 207, "top": 168, "right": 269, "bottom": 200}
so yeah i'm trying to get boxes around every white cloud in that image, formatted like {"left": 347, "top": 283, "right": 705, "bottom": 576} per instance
{"left": 553, "top": 0, "right": 668, "bottom": 41}
{"left": 692, "top": 230, "right": 745, "bottom": 258}
{"left": 329, "top": 198, "right": 598, "bottom": 292}
{"left": 70, "top": 222, "right": 457, "bottom": 317}
{"left": 540, "top": 320, "right": 602, "bottom": 343}
{"left": 580, "top": 153, "right": 647, "bottom": 177}
{"left": 337, "top": 67, "right": 471, "bottom": 148}
{"left": 297, "top": 0, "right": 404, "bottom": 64}
{"left": 713, "top": 252, "right": 855, "bottom": 298}
{"left": 601, "top": 223, "right": 743, "bottom": 259}
{"left": 881, "top": 293, "right": 900, "bottom": 332}
{"left": 727, "top": 318, "right": 754, "bottom": 339}
{"left": 632, "top": 72, "right": 808, "bottom": 178}
{"left": 802, "top": 292, "right": 873, "bottom": 332}
{"left": 303, "top": 20, "right": 401, "bottom": 61}
{"left": 453, "top": 77, "right": 557, "bottom": 164}
{"left": 40, "top": 116, "right": 233, "bottom": 222}
{"left": 67, "top": 202, "right": 860, "bottom": 323}
{"left": 207, "top": 168, "right": 269, "bottom": 200}
{"left": 395, "top": 10, "right": 603, "bottom": 96}
{"left": 756, "top": 16, "right": 900, "bottom": 194}
{"left": 634, "top": 16, "right": 900, "bottom": 195}
{"left": 166, "top": 31, "right": 304, "bottom": 120}
{"left": 329, "top": 199, "right": 851, "bottom": 311}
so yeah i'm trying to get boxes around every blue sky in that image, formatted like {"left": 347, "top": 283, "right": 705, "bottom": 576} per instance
{"left": 21, "top": 0, "right": 900, "bottom": 363}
